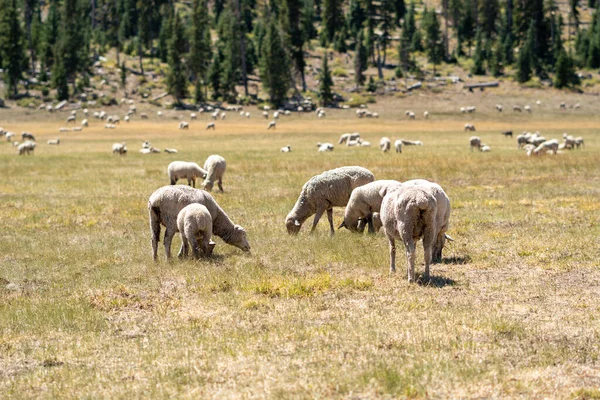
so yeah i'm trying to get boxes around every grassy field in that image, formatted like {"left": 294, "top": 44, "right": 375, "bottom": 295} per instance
{"left": 1, "top": 95, "right": 600, "bottom": 399}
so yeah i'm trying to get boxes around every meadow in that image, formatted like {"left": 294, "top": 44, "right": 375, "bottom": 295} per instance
{"left": 1, "top": 92, "right": 600, "bottom": 398}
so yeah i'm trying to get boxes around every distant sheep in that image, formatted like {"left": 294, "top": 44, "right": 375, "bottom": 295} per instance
{"left": 513, "top": 105, "right": 522, "bottom": 112}
{"left": 501, "top": 130, "right": 513, "bottom": 138}
{"left": 466, "top": 106, "right": 476, "bottom": 113}
{"left": 469, "top": 136, "right": 482, "bottom": 151}
{"left": 177, "top": 204, "right": 215, "bottom": 258}
{"left": 280, "top": 145, "right": 291, "bottom": 153}
{"left": 66, "top": 115, "right": 76, "bottom": 124}
{"left": 528, "top": 139, "right": 559, "bottom": 156}
{"left": 481, "top": 145, "right": 491, "bottom": 152}
{"left": 524, "top": 105, "right": 531, "bottom": 113}
{"left": 464, "top": 124, "right": 476, "bottom": 132}
{"left": 168, "top": 161, "right": 207, "bottom": 187}
{"left": 401, "top": 140, "right": 423, "bottom": 146}
{"left": 206, "top": 122, "right": 215, "bottom": 130}
{"left": 495, "top": 104, "right": 503, "bottom": 112}
{"left": 268, "top": 120, "right": 276, "bottom": 130}
{"left": 339, "top": 132, "right": 360, "bottom": 144}
{"left": 317, "top": 142, "right": 334, "bottom": 152}
{"left": 423, "top": 111, "right": 429, "bottom": 119}
{"left": 47, "top": 138, "right": 60, "bottom": 145}
{"left": 141, "top": 113, "right": 148, "bottom": 119}
{"left": 203, "top": 155, "right": 226, "bottom": 192}
{"left": 179, "top": 121, "right": 189, "bottom": 130}
{"left": 380, "top": 137, "right": 391, "bottom": 152}
{"left": 82, "top": 119, "right": 89, "bottom": 127}
{"left": 285, "top": 166, "right": 375, "bottom": 235}
{"left": 394, "top": 140, "right": 402, "bottom": 153}
{"left": 18, "top": 141, "right": 36, "bottom": 155}
{"left": 112, "top": 142, "right": 127, "bottom": 155}
{"left": 164, "top": 148, "right": 178, "bottom": 154}
{"left": 190, "top": 113, "right": 197, "bottom": 120}
{"left": 21, "top": 132, "right": 35, "bottom": 141}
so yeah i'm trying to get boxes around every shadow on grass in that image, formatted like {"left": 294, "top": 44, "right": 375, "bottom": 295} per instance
{"left": 418, "top": 275, "right": 456, "bottom": 288}
{"left": 440, "top": 254, "right": 472, "bottom": 265}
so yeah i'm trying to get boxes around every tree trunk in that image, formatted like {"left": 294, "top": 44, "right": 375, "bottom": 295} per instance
{"left": 376, "top": 42, "right": 383, "bottom": 79}
{"left": 300, "top": 66, "right": 307, "bottom": 92}
{"left": 138, "top": 40, "right": 144, "bottom": 75}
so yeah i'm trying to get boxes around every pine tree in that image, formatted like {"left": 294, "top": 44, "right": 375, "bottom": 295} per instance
{"left": 393, "top": 0, "right": 406, "bottom": 26}
{"left": 282, "top": 0, "right": 308, "bottom": 91}
{"left": 166, "top": 12, "right": 188, "bottom": 103}
{"left": 189, "top": 0, "right": 212, "bottom": 99}
{"left": 366, "top": 75, "right": 377, "bottom": 92}
{"left": 318, "top": 55, "right": 334, "bottom": 106}
{"left": 58, "top": 0, "right": 86, "bottom": 92}
{"left": 471, "top": 28, "right": 485, "bottom": 74}
{"left": 321, "top": 0, "right": 344, "bottom": 44}
{"left": 209, "top": 47, "right": 224, "bottom": 100}
{"left": 217, "top": 9, "right": 242, "bottom": 101}
{"left": 424, "top": 7, "right": 444, "bottom": 75}
{"left": 516, "top": 35, "right": 532, "bottom": 83}
{"left": 348, "top": 0, "right": 365, "bottom": 38}
{"left": 120, "top": 62, "right": 127, "bottom": 89}
{"left": 42, "top": 0, "right": 60, "bottom": 70}
{"left": 354, "top": 30, "right": 367, "bottom": 88}
{"left": 259, "top": 17, "right": 291, "bottom": 107}
{"left": 570, "top": 0, "right": 580, "bottom": 30}
{"left": 489, "top": 41, "right": 503, "bottom": 77}
{"left": 460, "top": 0, "right": 475, "bottom": 55}
{"left": 479, "top": 0, "right": 499, "bottom": 38}
{"left": 0, "top": 0, "right": 26, "bottom": 97}
{"left": 302, "top": 0, "right": 317, "bottom": 41}
{"left": 52, "top": 53, "right": 69, "bottom": 100}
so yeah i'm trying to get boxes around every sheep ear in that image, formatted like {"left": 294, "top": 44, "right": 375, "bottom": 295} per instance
{"left": 338, "top": 221, "right": 346, "bottom": 230}
{"left": 294, "top": 220, "right": 300, "bottom": 226}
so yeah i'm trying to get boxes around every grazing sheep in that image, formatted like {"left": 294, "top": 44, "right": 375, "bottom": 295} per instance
{"left": 423, "top": 111, "right": 429, "bottom": 119}
{"left": 157, "top": 111, "right": 163, "bottom": 117}
{"left": 72, "top": 127, "right": 82, "bottom": 132}
{"left": 148, "top": 185, "right": 251, "bottom": 260}
{"left": 517, "top": 133, "right": 530, "bottom": 149}
{"left": 262, "top": 111, "right": 269, "bottom": 119}
{"left": 464, "top": 123, "right": 476, "bottom": 132}
{"left": 347, "top": 139, "right": 362, "bottom": 147}
{"left": 168, "top": 161, "right": 208, "bottom": 187}
{"left": 112, "top": 143, "right": 127, "bottom": 155}
{"left": 513, "top": 105, "right": 522, "bottom": 112}
{"left": 563, "top": 133, "right": 576, "bottom": 149}
{"left": 179, "top": 121, "right": 189, "bottom": 130}
{"left": 286, "top": 166, "right": 375, "bottom": 235}
{"left": 529, "top": 135, "right": 547, "bottom": 146}
{"left": 469, "top": 136, "right": 482, "bottom": 151}
{"left": 481, "top": 145, "right": 491, "bottom": 152}
{"left": 99, "top": 111, "right": 107, "bottom": 120}
{"left": 380, "top": 137, "right": 391, "bottom": 152}
{"left": 202, "top": 155, "right": 226, "bottom": 192}
{"left": 83, "top": 108, "right": 89, "bottom": 116}
{"left": 524, "top": 105, "right": 531, "bottom": 113}
{"left": 339, "top": 132, "right": 361, "bottom": 144}
{"left": 573, "top": 103, "right": 581, "bottom": 109}
{"left": 381, "top": 185, "right": 438, "bottom": 281}
{"left": 66, "top": 115, "right": 76, "bottom": 124}
{"left": 18, "top": 141, "right": 37, "bottom": 155}
{"left": 575, "top": 137, "right": 584, "bottom": 149}
{"left": 220, "top": 112, "right": 226, "bottom": 120}
{"left": 124, "top": 115, "right": 130, "bottom": 123}
{"left": 466, "top": 106, "right": 476, "bottom": 113}
{"left": 244, "top": 112, "right": 251, "bottom": 118}
{"left": 140, "top": 147, "right": 160, "bottom": 154}
{"left": 317, "top": 142, "right": 334, "bottom": 152}
{"left": 164, "top": 148, "right": 178, "bottom": 154}
{"left": 22, "top": 132, "right": 36, "bottom": 141}
{"left": 105, "top": 124, "right": 116, "bottom": 129}
{"left": 502, "top": 130, "right": 513, "bottom": 138}
{"left": 340, "top": 180, "right": 402, "bottom": 233}
{"left": 407, "top": 112, "right": 415, "bottom": 120}
{"left": 559, "top": 102, "right": 567, "bottom": 110}
{"left": 5, "top": 131, "right": 14, "bottom": 142}
{"left": 177, "top": 204, "right": 215, "bottom": 259}
{"left": 359, "top": 141, "right": 371, "bottom": 147}
{"left": 394, "top": 140, "right": 403, "bottom": 153}
{"left": 495, "top": 104, "right": 503, "bottom": 112}
{"left": 280, "top": 145, "right": 291, "bottom": 153}
{"left": 141, "top": 113, "right": 148, "bottom": 119}
{"left": 401, "top": 139, "right": 423, "bottom": 146}
{"left": 82, "top": 119, "right": 89, "bottom": 127}
{"left": 268, "top": 120, "right": 276, "bottom": 130}
{"left": 206, "top": 122, "right": 215, "bottom": 130}
{"left": 59, "top": 127, "right": 70, "bottom": 133}
{"left": 47, "top": 138, "right": 60, "bottom": 145}
{"left": 528, "top": 139, "right": 559, "bottom": 156}
{"left": 460, "top": 107, "right": 466, "bottom": 113}
{"left": 273, "top": 111, "right": 280, "bottom": 119}
{"left": 190, "top": 113, "right": 197, "bottom": 120}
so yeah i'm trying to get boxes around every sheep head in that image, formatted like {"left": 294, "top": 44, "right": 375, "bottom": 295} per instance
{"left": 228, "top": 225, "right": 251, "bottom": 252}
{"left": 285, "top": 216, "right": 302, "bottom": 234}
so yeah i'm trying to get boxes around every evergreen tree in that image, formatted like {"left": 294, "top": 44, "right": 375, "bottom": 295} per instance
{"left": 478, "top": 0, "right": 498, "bottom": 38}
{"left": 217, "top": 9, "right": 242, "bottom": 101}
{"left": 348, "top": 0, "right": 365, "bottom": 38}
{"left": 282, "top": 0, "right": 308, "bottom": 91}
{"left": 424, "top": 7, "right": 444, "bottom": 75}
{"left": 354, "top": 30, "right": 367, "bottom": 88}
{"left": 570, "top": 0, "right": 580, "bottom": 30}
{"left": 259, "top": 17, "right": 290, "bottom": 107}
{"left": 42, "top": 0, "right": 60, "bottom": 70}
{"left": 302, "top": 0, "right": 317, "bottom": 41}
{"left": 489, "top": 41, "right": 503, "bottom": 77}
{"left": 318, "top": 55, "right": 334, "bottom": 105}
{"left": 52, "top": 53, "right": 69, "bottom": 100}
{"left": 393, "top": 0, "right": 406, "bottom": 26}
{"left": 321, "top": 0, "right": 344, "bottom": 44}
{"left": 555, "top": 48, "right": 576, "bottom": 88}
{"left": 57, "top": 0, "right": 86, "bottom": 92}
{"left": 209, "top": 47, "right": 224, "bottom": 100}
{"left": 516, "top": 25, "right": 533, "bottom": 83}
{"left": 471, "top": 28, "right": 485, "bottom": 74}
{"left": 189, "top": 0, "right": 212, "bottom": 98}
{"left": 411, "top": 29, "right": 423, "bottom": 52}
{"left": 402, "top": 1, "right": 416, "bottom": 46}
{"left": 460, "top": 0, "right": 475, "bottom": 55}
{"left": 166, "top": 12, "right": 187, "bottom": 103}
{"left": 120, "top": 62, "right": 127, "bottom": 89}
{"left": 0, "top": 0, "right": 25, "bottom": 97}
{"left": 366, "top": 75, "right": 377, "bottom": 92}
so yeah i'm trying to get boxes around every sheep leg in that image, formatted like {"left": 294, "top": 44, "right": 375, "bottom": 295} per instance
{"left": 310, "top": 207, "right": 326, "bottom": 234}
{"left": 150, "top": 213, "right": 161, "bottom": 262}
{"left": 357, "top": 219, "right": 366, "bottom": 233}
{"left": 388, "top": 236, "right": 396, "bottom": 274}
{"left": 201, "top": 232, "right": 213, "bottom": 257}
{"left": 326, "top": 208, "right": 335, "bottom": 235}
{"left": 188, "top": 234, "right": 201, "bottom": 260}
{"left": 366, "top": 213, "right": 375, "bottom": 234}
{"left": 179, "top": 235, "right": 189, "bottom": 258}
{"left": 163, "top": 229, "right": 176, "bottom": 260}
{"left": 218, "top": 178, "right": 224, "bottom": 192}
{"left": 404, "top": 240, "right": 416, "bottom": 283}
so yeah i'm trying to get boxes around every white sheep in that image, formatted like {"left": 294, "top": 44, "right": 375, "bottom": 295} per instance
{"left": 464, "top": 123, "right": 476, "bottom": 132}
{"left": 268, "top": 120, "right": 276, "bottom": 130}
{"left": 359, "top": 141, "right": 371, "bottom": 147}
{"left": 141, "top": 113, "right": 148, "bottom": 119}
{"left": 495, "top": 104, "right": 503, "bottom": 112}
{"left": 112, "top": 143, "right": 127, "bottom": 155}
{"left": 408, "top": 112, "right": 415, "bottom": 120}
{"left": 460, "top": 107, "right": 466, "bottom": 113}
{"left": 202, "top": 155, "right": 226, "bottom": 192}
{"left": 47, "top": 138, "right": 60, "bottom": 145}
{"left": 394, "top": 140, "right": 402, "bottom": 153}
{"left": 164, "top": 148, "right": 178, "bottom": 154}
{"left": 104, "top": 124, "right": 116, "bottom": 129}
{"left": 528, "top": 139, "right": 559, "bottom": 156}
{"left": 83, "top": 108, "right": 89, "bottom": 116}
{"left": 220, "top": 112, "right": 226, "bottom": 120}
{"left": 280, "top": 145, "right": 292, "bottom": 153}
{"left": 273, "top": 111, "right": 280, "bottom": 119}
{"left": 157, "top": 111, "right": 163, "bottom": 117}
{"left": 559, "top": 102, "right": 567, "bottom": 110}
{"left": 244, "top": 112, "right": 251, "bottom": 118}
{"left": 140, "top": 147, "right": 160, "bottom": 154}
{"left": 346, "top": 139, "right": 361, "bottom": 147}
{"left": 380, "top": 185, "right": 438, "bottom": 282}
{"left": 469, "top": 136, "right": 482, "bottom": 151}
{"left": 317, "top": 142, "right": 334, "bottom": 152}
{"left": 179, "top": 121, "right": 189, "bottom": 130}
{"left": 339, "top": 132, "right": 360, "bottom": 144}
{"left": 72, "top": 127, "right": 82, "bottom": 132}
{"left": 466, "top": 106, "right": 476, "bottom": 113}
{"left": 285, "top": 166, "right": 375, "bottom": 235}
{"left": 575, "top": 137, "right": 585, "bottom": 149}
{"left": 423, "top": 111, "right": 429, "bottom": 119}
{"left": 66, "top": 115, "right": 76, "bottom": 124}
{"left": 18, "top": 141, "right": 36, "bottom": 155}
{"left": 401, "top": 140, "right": 423, "bottom": 146}
{"left": 148, "top": 185, "right": 250, "bottom": 260}
{"left": 168, "top": 161, "right": 207, "bottom": 187}
{"left": 481, "top": 145, "right": 491, "bottom": 152}
{"left": 380, "top": 137, "right": 391, "bottom": 152}
{"left": 206, "top": 122, "right": 215, "bottom": 130}
{"left": 59, "top": 127, "right": 70, "bottom": 133}
{"left": 190, "top": 113, "right": 197, "bottom": 120}
{"left": 124, "top": 115, "right": 130, "bottom": 123}
{"left": 262, "top": 111, "right": 269, "bottom": 119}
{"left": 339, "top": 180, "right": 402, "bottom": 233}
{"left": 513, "top": 105, "right": 522, "bottom": 112}
{"left": 563, "top": 133, "right": 576, "bottom": 149}
{"left": 573, "top": 103, "right": 581, "bottom": 109}
{"left": 22, "top": 132, "right": 35, "bottom": 141}
{"left": 524, "top": 105, "right": 531, "bottom": 113}
{"left": 5, "top": 131, "right": 14, "bottom": 141}
{"left": 82, "top": 119, "right": 89, "bottom": 127}
{"left": 177, "top": 204, "right": 215, "bottom": 258}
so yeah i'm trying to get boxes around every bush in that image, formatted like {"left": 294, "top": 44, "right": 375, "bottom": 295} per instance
{"left": 344, "top": 94, "right": 376, "bottom": 107}
{"left": 332, "top": 67, "right": 348, "bottom": 77}
{"left": 41, "top": 87, "right": 50, "bottom": 97}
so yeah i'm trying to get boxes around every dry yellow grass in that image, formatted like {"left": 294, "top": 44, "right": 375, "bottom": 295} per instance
{"left": 1, "top": 96, "right": 600, "bottom": 398}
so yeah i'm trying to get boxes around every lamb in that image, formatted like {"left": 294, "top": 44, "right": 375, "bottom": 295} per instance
{"left": 563, "top": 133, "right": 576, "bottom": 149}
{"left": 262, "top": 111, "right": 269, "bottom": 119}
{"left": 164, "top": 148, "right": 178, "bottom": 154}
{"left": 380, "top": 137, "right": 391, "bottom": 152}
{"left": 141, "top": 113, "right": 149, "bottom": 119}
{"left": 469, "top": 136, "right": 482, "bottom": 151}
{"left": 18, "top": 141, "right": 36, "bottom": 155}
{"left": 82, "top": 119, "right": 89, "bottom": 127}
{"left": 280, "top": 145, "right": 291, "bottom": 153}
{"left": 517, "top": 133, "right": 530, "bottom": 149}
{"left": 66, "top": 115, "right": 76, "bottom": 124}
{"left": 394, "top": 140, "right": 403, "bottom": 153}
{"left": 495, "top": 104, "right": 503, "bottom": 112}
{"left": 179, "top": 121, "right": 189, "bottom": 130}
{"left": 124, "top": 115, "right": 130, "bottom": 123}
{"left": 177, "top": 204, "right": 215, "bottom": 259}
{"left": 268, "top": 120, "right": 276, "bottom": 130}
{"left": 112, "top": 142, "right": 127, "bottom": 155}
{"left": 339, "top": 180, "right": 402, "bottom": 233}
{"left": 513, "top": 105, "right": 522, "bottom": 112}
{"left": 464, "top": 124, "right": 476, "bottom": 132}
{"left": 317, "top": 142, "right": 334, "bottom": 152}
{"left": 206, "top": 122, "right": 215, "bottom": 130}
{"left": 423, "top": 111, "right": 429, "bottom": 119}
{"left": 168, "top": 161, "right": 207, "bottom": 187}
{"left": 148, "top": 185, "right": 251, "bottom": 260}
{"left": 285, "top": 166, "right": 375, "bottom": 235}
{"left": 5, "top": 131, "right": 14, "bottom": 141}
{"left": 202, "top": 155, "right": 227, "bottom": 192}
{"left": 401, "top": 140, "right": 423, "bottom": 146}
{"left": 140, "top": 147, "right": 160, "bottom": 154}
{"left": 575, "top": 137, "right": 584, "bottom": 148}
{"left": 47, "top": 138, "right": 60, "bottom": 145}
{"left": 524, "top": 105, "right": 532, "bottom": 113}
{"left": 22, "top": 132, "right": 35, "bottom": 141}
{"left": 380, "top": 185, "right": 438, "bottom": 282}
{"left": 481, "top": 145, "right": 491, "bottom": 152}
{"left": 338, "top": 132, "right": 360, "bottom": 144}
{"left": 501, "top": 130, "right": 513, "bottom": 138}
{"left": 190, "top": 113, "right": 197, "bottom": 120}
{"left": 528, "top": 139, "right": 559, "bottom": 156}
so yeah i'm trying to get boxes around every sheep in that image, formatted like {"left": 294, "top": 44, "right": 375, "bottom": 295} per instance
{"left": 21, "top": 132, "right": 35, "bottom": 141}
{"left": 513, "top": 105, "right": 522, "bottom": 112}
{"left": 501, "top": 130, "right": 513, "bottom": 138}
{"left": 359, "top": 141, "right": 371, "bottom": 147}
{"left": 67, "top": 115, "right": 76, "bottom": 124}
{"left": 317, "top": 142, "right": 334, "bottom": 152}
{"left": 148, "top": 185, "right": 251, "bottom": 260}
{"left": 464, "top": 124, "right": 476, "bottom": 132}
{"left": 220, "top": 112, "right": 226, "bottom": 120}
{"left": 517, "top": 133, "right": 530, "bottom": 149}
{"left": 111, "top": 116, "right": 120, "bottom": 124}
{"left": 317, "top": 110, "right": 325, "bottom": 118}
{"left": 284, "top": 110, "right": 291, "bottom": 116}
{"left": 168, "top": 161, "right": 208, "bottom": 188}
{"left": 268, "top": 121, "right": 276, "bottom": 130}
{"left": 179, "top": 121, "right": 189, "bottom": 130}
{"left": 142, "top": 141, "right": 151, "bottom": 149}
{"left": 423, "top": 111, "right": 429, "bottom": 119}
{"left": 524, "top": 105, "right": 531, "bottom": 113}
{"left": 469, "top": 136, "right": 482, "bottom": 151}
{"left": 339, "top": 180, "right": 402, "bottom": 233}
{"left": 5, "top": 131, "right": 14, "bottom": 141}
{"left": 99, "top": 111, "right": 107, "bottom": 120}
{"left": 206, "top": 122, "right": 215, "bottom": 130}
{"left": 460, "top": 107, "right": 466, "bottom": 113}
{"left": 59, "top": 127, "right": 70, "bottom": 133}
{"left": 164, "top": 148, "right": 178, "bottom": 154}
{"left": 47, "top": 138, "right": 60, "bottom": 145}
{"left": 82, "top": 119, "right": 89, "bottom": 127}
{"left": 112, "top": 143, "right": 127, "bottom": 155}
{"left": 529, "top": 135, "right": 547, "bottom": 146}
{"left": 262, "top": 111, "right": 269, "bottom": 119}
{"left": 244, "top": 112, "right": 251, "bottom": 118}
{"left": 394, "top": 140, "right": 403, "bottom": 153}
{"left": 140, "top": 147, "right": 160, "bottom": 154}
{"left": 177, "top": 204, "right": 215, "bottom": 259}
{"left": 401, "top": 140, "right": 422, "bottom": 146}
{"left": 202, "top": 155, "right": 226, "bottom": 192}
{"left": 380, "top": 137, "right": 391, "bottom": 152}
{"left": 528, "top": 139, "right": 559, "bottom": 156}
{"left": 190, "top": 113, "right": 197, "bottom": 120}
{"left": 105, "top": 124, "right": 116, "bottom": 129}
{"left": 285, "top": 166, "right": 375, "bottom": 235}
{"left": 18, "top": 141, "right": 36, "bottom": 155}
{"left": 346, "top": 139, "right": 362, "bottom": 147}
{"left": 575, "top": 137, "right": 585, "bottom": 149}
{"left": 124, "top": 115, "right": 130, "bottom": 123}
{"left": 408, "top": 112, "right": 415, "bottom": 120}
{"left": 157, "top": 111, "right": 163, "bottom": 117}
{"left": 273, "top": 111, "right": 280, "bottom": 119}
{"left": 573, "top": 103, "right": 581, "bottom": 109}
{"left": 83, "top": 108, "right": 89, "bottom": 116}
{"left": 466, "top": 106, "right": 476, "bottom": 113}
{"left": 280, "top": 145, "right": 291, "bottom": 153}
{"left": 559, "top": 102, "right": 567, "bottom": 110}
{"left": 563, "top": 133, "right": 576, "bottom": 149}
{"left": 339, "top": 132, "right": 361, "bottom": 144}
{"left": 381, "top": 185, "right": 438, "bottom": 282}
{"left": 141, "top": 113, "right": 149, "bottom": 119}
{"left": 495, "top": 104, "right": 503, "bottom": 112}
{"left": 481, "top": 145, "right": 491, "bottom": 152}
